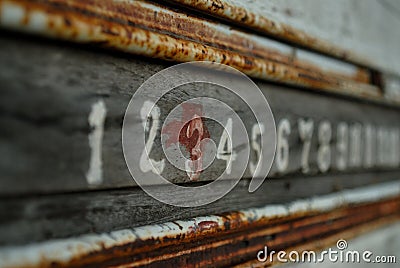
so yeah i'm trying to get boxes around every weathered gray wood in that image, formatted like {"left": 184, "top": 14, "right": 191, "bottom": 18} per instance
{"left": 1, "top": 33, "right": 400, "bottom": 195}
{"left": 0, "top": 170, "right": 399, "bottom": 246}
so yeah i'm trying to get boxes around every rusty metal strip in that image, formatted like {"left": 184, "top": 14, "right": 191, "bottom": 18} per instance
{"left": 76, "top": 200, "right": 400, "bottom": 267}
{"left": 167, "top": 0, "right": 375, "bottom": 69}
{"left": 0, "top": 0, "right": 390, "bottom": 104}
{"left": 42, "top": 0, "right": 371, "bottom": 84}
{"left": 0, "top": 181, "right": 399, "bottom": 268}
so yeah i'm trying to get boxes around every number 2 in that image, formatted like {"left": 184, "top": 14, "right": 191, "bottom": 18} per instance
{"left": 139, "top": 101, "right": 165, "bottom": 174}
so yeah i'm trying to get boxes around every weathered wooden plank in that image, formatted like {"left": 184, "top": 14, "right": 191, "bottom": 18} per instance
{"left": 0, "top": 173, "right": 399, "bottom": 245}
{"left": 0, "top": 1, "right": 398, "bottom": 267}
{"left": 0, "top": 33, "right": 400, "bottom": 194}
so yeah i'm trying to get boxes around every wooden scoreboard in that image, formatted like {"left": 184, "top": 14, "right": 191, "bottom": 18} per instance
{"left": 0, "top": 0, "right": 399, "bottom": 267}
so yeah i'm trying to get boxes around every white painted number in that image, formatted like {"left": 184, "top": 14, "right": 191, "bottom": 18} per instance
{"left": 86, "top": 100, "right": 107, "bottom": 186}
{"left": 249, "top": 123, "right": 265, "bottom": 176}
{"left": 317, "top": 121, "right": 332, "bottom": 173}
{"left": 349, "top": 124, "right": 362, "bottom": 168}
{"left": 216, "top": 118, "right": 237, "bottom": 174}
{"left": 139, "top": 101, "right": 165, "bottom": 174}
{"left": 364, "top": 125, "right": 375, "bottom": 168}
{"left": 336, "top": 122, "right": 348, "bottom": 171}
{"left": 298, "top": 118, "right": 314, "bottom": 174}
{"left": 276, "top": 118, "right": 291, "bottom": 173}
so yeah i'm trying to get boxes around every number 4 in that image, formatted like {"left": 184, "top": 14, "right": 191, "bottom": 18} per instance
{"left": 216, "top": 118, "right": 237, "bottom": 174}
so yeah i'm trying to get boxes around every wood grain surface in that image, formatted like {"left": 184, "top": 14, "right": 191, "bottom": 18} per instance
{"left": 0, "top": 33, "right": 400, "bottom": 195}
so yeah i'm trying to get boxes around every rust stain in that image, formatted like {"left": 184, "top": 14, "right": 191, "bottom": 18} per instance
{"left": 44, "top": 0, "right": 371, "bottom": 84}
{"left": 0, "top": 0, "right": 388, "bottom": 104}
{"left": 195, "top": 220, "right": 219, "bottom": 232}
{"left": 169, "top": 0, "right": 374, "bottom": 69}
{"left": 77, "top": 198, "right": 399, "bottom": 268}
{"left": 162, "top": 102, "right": 210, "bottom": 181}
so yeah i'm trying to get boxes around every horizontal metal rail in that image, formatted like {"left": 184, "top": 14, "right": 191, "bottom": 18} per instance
{"left": 0, "top": 0, "right": 392, "bottom": 105}
{"left": 167, "top": 0, "right": 380, "bottom": 69}
{"left": 1, "top": 181, "right": 399, "bottom": 267}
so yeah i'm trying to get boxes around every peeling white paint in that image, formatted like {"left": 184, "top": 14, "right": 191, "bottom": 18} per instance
{"left": 384, "top": 74, "right": 400, "bottom": 100}
{"left": 296, "top": 49, "right": 358, "bottom": 76}
{"left": 86, "top": 100, "right": 106, "bottom": 186}
{"left": 0, "top": 2, "right": 23, "bottom": 27}
{"left": 287, "top": 199, "right": 310, "bottom": 214}
{"left": 0, "top": 180, "right": 399, "bottom": 267}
